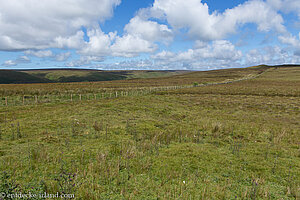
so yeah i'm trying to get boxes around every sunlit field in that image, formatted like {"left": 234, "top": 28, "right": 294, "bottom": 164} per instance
{"left": 0, "top": 66, "right": 299, "bottom": 199}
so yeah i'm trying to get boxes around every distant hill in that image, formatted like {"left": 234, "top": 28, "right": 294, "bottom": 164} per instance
{"left": 0, "top": 70, "right": 50, "bottom": 84}
{"left": 0, "top": 69, "right": 187, "bottom": 84}
{"left": 23, "top": 69, "right": 129, "bottom": 83}
{"left": 1, "top": 65, "right": 298, "bottom": 84}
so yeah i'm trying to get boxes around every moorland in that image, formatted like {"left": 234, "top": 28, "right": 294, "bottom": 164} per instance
{"left": 0, "top": 65, "right": 299, "bottom": 199}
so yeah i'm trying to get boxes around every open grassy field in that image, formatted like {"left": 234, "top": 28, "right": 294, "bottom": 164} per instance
{"left": 0, "top": 66, "right": 265, "bottom": 96}
{"left": 0, "top": 66, "right": 299, "bottom": 199}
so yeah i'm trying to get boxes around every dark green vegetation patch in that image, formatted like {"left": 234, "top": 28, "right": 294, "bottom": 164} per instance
{"left": 0, "top": 69, "right": 187, "bottom": 84}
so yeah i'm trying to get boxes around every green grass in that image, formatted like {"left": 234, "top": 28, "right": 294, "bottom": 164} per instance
{"left": 0, "top": 66, "right": 265, "bottom": 96}
{"left": 0, "top": 66, "right": 299, "bottom": 199}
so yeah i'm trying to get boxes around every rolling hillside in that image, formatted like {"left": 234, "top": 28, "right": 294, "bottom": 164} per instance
{"left": 0, "top": 69, "right": 187, "bottom": 84}
{"left": 0, "top": 70, "right": 49, "bottom": 84}
{"left": 0, "top": 65, "right": 299, "bottom": 199}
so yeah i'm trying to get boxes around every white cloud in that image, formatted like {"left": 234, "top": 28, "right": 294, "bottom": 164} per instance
{"left": 196, "top": 40, "right": 243, "bottom": 60}
{"left": 0, "top": 0, "right": 298, "bottom": 69}
{"left": 24, "top": 50, "right": 71, "bottom": 62}
{"left": 0, "top": 0, "right": 120, "bottom": 51}
{"left": 194, "top": 40, "right": 208, "bottom": 49}
{"left": 53, "top": 31, "right": 85, "bottom": 49}
{"left": 2, "top": 60, "right": 17, "bottom": 67}
{"left": 2, "top": 56, "right": 31, "bottom": 66}
{"left": 151, "top": 40, "right": 242, "bottom": 69}
{"left": 278, "top": 34, "right": 300, "bottom": 48}
{"left": 267, "top": 0, "right": 300, "bottom": 18}
{"left": 245, "top": 46, "right": 299, "bottom": 65}
{"left": 151, "top": 0, "right": 286, "bottom": 40}
{"left": 66, "top": 55, "right": 104, "bottom": 67}
{"left": 278, "top": 33, "right": 300, "bottom": 56}
{"left": 151, "top": 50, "right": 176, "bottom": 60}
{"left": 124, "top": 16, "right": 173, "bottom": 43}
{"left": 55, "top": 52, "right": 71, "bottom": 61}
{"left": 111, "top": 34, "right": 157, "bottom": 57}
{"left": 78, "top": 17, "right": 169, "bottom": 59}
{"left": 79, "top": 28, "right": 115, "bottom": 56}
{"left": 97, "top": 59, "right": 155, "bottom": 70}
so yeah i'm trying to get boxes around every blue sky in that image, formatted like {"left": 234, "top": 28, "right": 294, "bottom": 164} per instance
{"left": 0, "top": 0, "right": 300, "bottom": 70}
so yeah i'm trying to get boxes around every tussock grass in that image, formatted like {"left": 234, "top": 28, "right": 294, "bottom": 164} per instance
{"left": 0, "top": 66, "right": 299, "bottom": 199}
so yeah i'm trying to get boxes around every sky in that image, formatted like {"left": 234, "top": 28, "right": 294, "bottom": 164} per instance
{"left": 0, "top": 0, "right": 300, "bottom": 70}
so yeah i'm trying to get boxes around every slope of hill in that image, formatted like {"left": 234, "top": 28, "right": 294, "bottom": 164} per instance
{"left": 0, "top": 64, "right": 298, "bottom": 85}
{"left": 0, "top": 69, "right": 187, "bottom": 84}
{"left": 23, "top": 69, "right": 128, "bottom": 83}
{"left": 0, "top": 70, "right": 50, "bottom": 84}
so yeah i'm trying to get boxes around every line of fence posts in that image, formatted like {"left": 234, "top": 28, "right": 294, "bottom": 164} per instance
{"left": 3, "top": 74, "right": 265, "bottom": 107}
{"left": 1, "top": 84, "right": 189, "bottom": 106}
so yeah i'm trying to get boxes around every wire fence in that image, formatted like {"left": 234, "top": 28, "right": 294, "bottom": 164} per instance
{"left": 0, "top": 72, "right": 265, "bottom": 107}
{"left": 0, "top": 85, "right": 195, "bottom": 107}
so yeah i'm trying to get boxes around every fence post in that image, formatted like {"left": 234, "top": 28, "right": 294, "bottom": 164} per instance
{"left": 35, "top": 96, "right": 38, "bottom": 104}
{"left": 71, "top": 94, "right": 73, "bottom": 102}
{"left": 23, "top": 96, "right": 25, "bottom": 105}
{"left": 116, "top": 91, "right": 118, "bottom": 98}
{"left": 5, "top": 97, "right": 8, "bottom": 106}
{"left": 79, "top": 94, "right": 82, "bottom": 101}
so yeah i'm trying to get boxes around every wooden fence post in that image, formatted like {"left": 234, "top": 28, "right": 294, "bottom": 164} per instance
{"left": 23, "top": 96, "right": 25, "bottom": 105}
{"left": 71, "top": 94, "right": 73, "bottom": 102}
{"left": 35, "top": 96, "right": 38, "bottom": 104}
{"left": 5, "top": 97, "right": 8, "bottom": 106}
{"left": 79, "top": 94, "right": 82, "bottom": 101}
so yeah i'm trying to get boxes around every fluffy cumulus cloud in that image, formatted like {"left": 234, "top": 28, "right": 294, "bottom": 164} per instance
{"left": 1, "top": 0, "right": 300, "bottom": 69}
{"left": 2, "top": 56, "right": 31, "bottom": 67}
{"left": 53, "top": 31, "right": 85, "bottom": 49}
{"left": 79, "top": 28, "right": 115, "bottom": 57}
{"left": 151, "top": 40, "right": 243, "bottom": 69}
{"left": 124, "top": 16, "right": 173, "bottom": 43}
{"left": 0, "top": 0, "right": 120, "bottom": 51}
{"left": 111, "top": 35, "right": 157, "bottom": 57}
{"left": 150, "top": 0, "right": 286, "bottom": 40}
{"left": 24, "top": 50, "right": 71, "bottom": 62}
{"left": 266, "top": 0, "right": 300, "bottom": 56}
{"left": 267, "top": 0, "right": 300, "bottom": 18}
{"left": 79, "top": 15, "right": 172, "bottom": 59}
{"left": 278, "top": 34, "right": 300, "bottom": 53}
{"left": 245, "top": 46, "right": 300, "bottom": 65}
